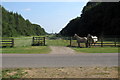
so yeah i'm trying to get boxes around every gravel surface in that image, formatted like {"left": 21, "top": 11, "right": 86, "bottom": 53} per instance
{"left": 23, "top": 67, "right": 118, "bottom": 78}
{"left": 49, "top": 46, "right": 76, "bottom": 54}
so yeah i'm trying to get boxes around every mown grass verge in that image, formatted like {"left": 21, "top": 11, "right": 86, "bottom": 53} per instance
{"left": 2, "top": 46, "right": 51, "bottom": 54}
{"left": 72, "top": 47, "right": 118, "bottom": 53}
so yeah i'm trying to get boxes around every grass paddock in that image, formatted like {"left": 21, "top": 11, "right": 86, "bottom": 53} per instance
{"left": 46, "top": 39, "right": 70, "bottom": 46}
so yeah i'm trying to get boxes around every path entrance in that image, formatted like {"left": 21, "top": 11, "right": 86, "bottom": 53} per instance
{"left": 49, "top": 46, "right": 76, "bottom": 54}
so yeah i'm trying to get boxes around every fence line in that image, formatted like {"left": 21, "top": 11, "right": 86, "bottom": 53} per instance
{"left": 0, "top": 38, "right": 14, "bottom": 47}
{"left": 69, "top": 37, "right": 119, "bottom": 47}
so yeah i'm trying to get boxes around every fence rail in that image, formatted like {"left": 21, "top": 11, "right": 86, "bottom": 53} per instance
{"left": 91, "top": 43, "right": 119, "bottom": 47}
{"left": 0, "top": 38, "right": 14, "bottom": 47}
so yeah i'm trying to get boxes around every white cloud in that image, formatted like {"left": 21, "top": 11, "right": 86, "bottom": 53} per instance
{"left": 24, "top": 8, "right": 31, "bottom": 11}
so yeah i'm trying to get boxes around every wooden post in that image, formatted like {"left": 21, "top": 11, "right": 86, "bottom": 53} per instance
{"left": 70, "top": 37, "right": 72, "bottom": 47}
{"left": 43, "top": 37, "right": 45, "bottom": 46}
{"left": 101, "top": 37, "right": 103, "bottom": 47}
{"left": 86, "top": 40, "right": 88, "bottom": 48}
{"left": 33, "top": 37, "right": 34, "bottom": 44}
{"left": 114, "top": 38, "right": 117, "bottom": 47}
{"left": 12, "top": 38, "right": 14, "bottom": 47}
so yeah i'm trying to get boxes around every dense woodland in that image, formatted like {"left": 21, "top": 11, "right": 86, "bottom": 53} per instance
{"left": 2, "top": 7, "right": 46, "bottom": 37}
{"left": 60, "top": 2, "right": 120, "bottom": 37}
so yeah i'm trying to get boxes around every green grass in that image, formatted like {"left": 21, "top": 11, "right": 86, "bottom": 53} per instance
{"left": 2, "top": 46, "right": 51, "bottom": 54}
{"left": 73, "top": 47, "right": 118, "bottom": 53}
{"left": 46, "top": 39, "right": 70, "bottom": 46}
{"left": 14, "top": 37, "right": 32, "bottom": 47}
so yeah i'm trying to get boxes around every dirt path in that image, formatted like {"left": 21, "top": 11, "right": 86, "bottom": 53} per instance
{"left": 49, "top": 46, "right": 76, "bottom": 54}
{"left": 24, "top": 67, "right": 118, "bottom": 78}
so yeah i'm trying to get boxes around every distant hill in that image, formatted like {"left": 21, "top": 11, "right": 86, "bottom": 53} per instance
{"left": 60, "top": 2, "right": 120, "bottom": 37}
{"left": 2, "top": 7, "right": 46, "bottom": 37}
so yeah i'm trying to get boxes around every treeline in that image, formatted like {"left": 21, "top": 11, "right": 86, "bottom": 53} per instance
{"left": 2, "top": 7, "right": 46, "bottom": 37}
{"left": 60, "top": 2, "right": 120, "bottom": 37}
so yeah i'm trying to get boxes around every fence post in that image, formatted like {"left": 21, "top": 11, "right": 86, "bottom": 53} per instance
{"left": 114, "top": 38, "right": 117, "bottom": 47}
{"left": 101, "top": 37, "right": 103, "bottom": 47}
{"left": 12, "top": 38, "right": 14, "bottom": 47}
{"left": 33, "top": 37, "right": 34, "bottom": 44}
{"left": 43, "top": 37, "right": 45, "bottom": 46}
{"left": 70, "top": 37, "right": 72, "bottom": 47}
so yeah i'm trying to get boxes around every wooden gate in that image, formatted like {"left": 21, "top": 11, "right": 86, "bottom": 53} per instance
{"left": 32, "top": 37, "right": 45, "bottom": 46}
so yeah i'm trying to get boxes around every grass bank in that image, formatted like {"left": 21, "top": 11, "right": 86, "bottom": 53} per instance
{"left": 73, "top": 47, "right": 118, "bottom": 53}
{"left": 2, "top": 46, "right": 51, "bottom": 54}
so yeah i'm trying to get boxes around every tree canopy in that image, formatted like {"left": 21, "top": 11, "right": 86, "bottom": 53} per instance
{"left": 60, "top": 2, "right": 120, "bottom": 37}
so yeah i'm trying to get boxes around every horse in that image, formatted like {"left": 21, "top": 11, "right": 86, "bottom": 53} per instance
{"left": 74, "top": 34, "right": 88, "bottom": 47}
{"left": 87, "top": 34, "right": 98, "bottom": 47}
